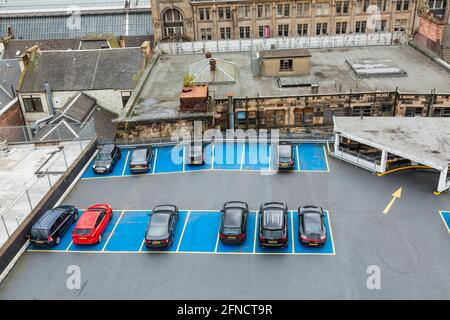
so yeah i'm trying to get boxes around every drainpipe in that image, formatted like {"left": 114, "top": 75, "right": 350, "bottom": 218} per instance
{"left": 44, "top": 82, "right": 55, "bottom": 116}
{"left": 227, "top": 92, "right": 234, "bottom": 130}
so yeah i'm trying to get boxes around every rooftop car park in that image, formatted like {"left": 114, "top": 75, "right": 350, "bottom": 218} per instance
{"left": 1, "top": 137, "right": 450, "bottom": 299}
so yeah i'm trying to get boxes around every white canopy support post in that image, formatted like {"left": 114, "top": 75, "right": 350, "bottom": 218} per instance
{"left": 334, "top": 133, "right": 340, "bottom": 154}
{"left": 437, "top": 163, "right": 449, "bottom": 193}
{"left": 380, "top": 150, "right": 388, "bottom": 173}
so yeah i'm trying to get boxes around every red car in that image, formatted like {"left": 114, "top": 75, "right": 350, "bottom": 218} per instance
{"left": 72, "top": 204, "right": 113, "bottom": 245}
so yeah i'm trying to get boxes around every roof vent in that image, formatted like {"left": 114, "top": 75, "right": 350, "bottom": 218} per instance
{"left": 210, "top": 58, "right": 216, "bottom": 71}
{"left": 205, "top": 52, "right": 212, "bottom": 59}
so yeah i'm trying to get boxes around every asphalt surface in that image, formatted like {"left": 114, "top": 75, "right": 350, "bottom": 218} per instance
{"left": 1, "top": 158, "right": 450, "bottom": 299}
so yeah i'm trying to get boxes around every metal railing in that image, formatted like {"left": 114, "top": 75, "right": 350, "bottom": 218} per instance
{"left": 158, "top": 32, "right": 407, "bottom": 55}
{"left": 0, "top": 121, "right": 96, "bottom": 247}
{"left": 332, "top": 146, "right": 380, "bottom": 171}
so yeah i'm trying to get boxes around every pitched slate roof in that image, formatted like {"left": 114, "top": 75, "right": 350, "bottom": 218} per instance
{"left": 0, "top": 59, "right": 21, "bottom": 108}
{"left": 20, "top": 47, "right": 145, "bottom": 93}
{"left": 2, "top": 38, "right": 81, "bottom": 59}
{"left": 49, "top": 92, "right": 97, "bottom": 125}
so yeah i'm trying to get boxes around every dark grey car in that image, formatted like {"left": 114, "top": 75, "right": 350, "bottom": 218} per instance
{"left": 28, "top": 205, "right": 78, "bottom": 247}
{"left": 219, "top": 201, "right": 249, "bottom": 244}
{"left": 298, "top": 205, "right": 327, "bottom": 246}
{"left": 129, "top": 146, "right": 154, "bottom": 173}
{"left": 144, "top": 205, "right": 179, "bottom": 249}
{"left": 276, "top": 142, "right": 295, "bottom": 170}
{"left": 93, "top": 144, "right": 121, "bottom": 174}
{"left": 258, "top": 202, "right": 289, "bottom": 248}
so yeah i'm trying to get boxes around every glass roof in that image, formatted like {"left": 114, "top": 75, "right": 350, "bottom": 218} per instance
{"left": 0, "top": 12, "right": 152, "bottom": 40}
{"left": 0, "top": 0, "right": 149, "bottom": 12}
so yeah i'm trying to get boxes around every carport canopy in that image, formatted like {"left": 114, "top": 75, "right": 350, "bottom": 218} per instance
{"left": 332, "top": 117, "right": 450, "bottom": 193}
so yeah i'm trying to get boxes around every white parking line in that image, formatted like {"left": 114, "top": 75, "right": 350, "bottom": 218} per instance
{"left": 176, "top": 210, "right": 191, "bottom": 252}
{"left": 138, "top": 239, "right": 146, "bottom": 252}
{"left": 211, "top": 144, "right": 215, "bottom": 170}
{"left": 296, "top": 145, "right": 301, "bottom": 172}
{"left": 323, "top": 145, "right": 331, "bottom": 172}
{"left": 290, "top": 211, "right": 295, "bottom": 254}
{"left": 101, "top": 210, "right": 125, "bottom": 252}
{"left": 182, "top": 147, "right": 186, "bottom": 172}
{"left": 122, "top": 151, "right": 130, "bottom": 176}
{"left": 151, "top": 148, "right": 158, "bottom": 175}
{"left": 214, "top": 219, "right": 222, "bottom": 253}
{"left": 326, "top": 210, "right": 336, "bottom": 255}
{"left": 240, "top": 144, "right": 246, "bottom": 170}
{"left": 253, "top": 211, "right": 258, "bottom": 253}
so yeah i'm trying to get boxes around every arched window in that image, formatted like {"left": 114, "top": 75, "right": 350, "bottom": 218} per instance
{"left": 162, "top": 8, "right": 184, "bottom": 36}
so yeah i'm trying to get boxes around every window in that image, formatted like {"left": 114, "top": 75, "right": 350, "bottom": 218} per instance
{"left": 428, "top": 0, "right": 445, "bottom": 9}
{"left": 296, "top": 2, "right": 310, "bottom": 16}
{"left": 121, "top": 91, "right": 132, "bottom": 108}
{"left": 403, "top": 0, "right": 409, "bottom": 10}
{"left": 257, "top": 4, "right": 272, "bottom": 17}
{"left": 336, "top": 0, "right": 350, "bottom": 14}
{"left": 259, "top": 25, "right": 271, "bottom": 37}
{"left": 279, "top": 59, "right": 293, "bottom": 71}
{"left": 316, "top": 23, "right": 327, "bottom": 35}
{"left": 198, "top": 8, "right": 211, "bottom": 21}
{"left": 278, "top": 24, "right": 289, "bottom": 36}
{"left": 394, "top": 19, "right": 407, "bottom": 31}
{"left": 200, "top": 28, "right": 212, "bottom": 40}
{"left": 22, "top": 96, "right": 44, "bottom": 112}
{"left": 297, "top": 23, "right": 308, "bottom": 36}
{"left": 335, "top": 21, "right": 347, "bottom": 34}
{"left": 315, "top": 2, "right": 330, "bottom": 15}
{"left": 355, "top": 21, "right": 367, "bottom": 33}
{"left": 405, "top": 107, "right": 423, "bottom": 117}
{"left": 238, "top": 5, "right": 251, "bottom": 19}
{"left": 363, "top": 0, "right": 370, "bottom": 12}
{"left": 220, "top": 27, "right": 231, "bottom": 39}
{"left": 352, "top": 106, "right": 372, "bottom": 116}
{"left": 218, "top": 7, "right": 232, "bottom": 19}
{"left": 277, "top": 3, "right": 290, "bottom": 17}
{"left": 375, "top": 20, "right": 387, "bottom": 32}
{"left": 239, "top": 26, "right": 251, "bottom": 39}
{"left": 377, "top": 0, "right": 389, "bottom": 11}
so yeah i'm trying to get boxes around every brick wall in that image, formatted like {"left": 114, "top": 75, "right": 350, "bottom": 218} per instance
{"left": 0, "top": 99, "right": 27, "bottom": 142}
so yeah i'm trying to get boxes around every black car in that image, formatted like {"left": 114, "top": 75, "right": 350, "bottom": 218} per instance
{"left": 93, "top": 144, "right": 121, "bottom": 174}
{"left": 129, "top": 146, "right": 154, "bottom": 173}
{"left": 185, "top": 142, "right": 204, "bottom": 165}
{"left": 144, "top": 205, "right": 179, "bottom": 248}
{"left": 28, "top": 205, "right": 78, "bottom": 247}
{"left": 258, "top": 202, "right": 289, "bottom": 248}
{"left": 298, "top": 205, "right": 327, "bottom": 246}
{"left": 276, "top": 142, "right": 295, "bottom": 170}
{"left": 219, "top": 201, "right": 249, "bottom": 244}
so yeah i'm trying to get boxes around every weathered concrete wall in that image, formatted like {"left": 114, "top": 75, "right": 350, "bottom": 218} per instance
{"left": 261, "top": 56, "right": 310, "bottom": 77}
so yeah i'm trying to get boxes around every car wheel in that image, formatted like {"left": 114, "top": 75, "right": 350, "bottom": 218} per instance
{"left": 98, "top": 234, "right": 102, "bottom": 243}
{"left": 55, "top": 236, "right": 61, "bottom": 246}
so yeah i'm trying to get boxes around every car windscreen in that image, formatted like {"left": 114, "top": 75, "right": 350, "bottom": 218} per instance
{"left": 74, "top": 228, "right": 92, "bottom": 235}
{"left": 263, "top": 210, "right": 284, "bottom": 230}
{"left": 304, "top": 213, "right": 322, "bottom": 234}
{"left": 278, "top": 145, "right": 292, "bottom": 158}
{"left": 262, "top": 229, "right": 283, "bottom": 238}
{"left": 223, "top": 209, "right": 243, "bottom": 228}
{"left": 97, "top": 153, "right": 111, "bottom": 161}
{"left": 31, "top": 228, "right": 48, "bottom": 237}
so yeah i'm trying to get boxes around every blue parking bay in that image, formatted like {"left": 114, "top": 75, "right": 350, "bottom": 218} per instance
{"left": 216, "top": 212, "right": 256, "bottom": 253}
{"left": 177, "top": 211, "right": 221, "bottom": 253}
{"left": 292, "top": 210, "right": 335, "bottom": 255}
{"left": 242, "top": 143, "right": 272, "bottom": 171}
{"left": 82, "top": 149, "right": 130, "bottom": 179}
{"left": 104, "top": 211, "right": 148, "bottom": 252}
{"left": 298, "top": 144, "right": 328, "bottom": 171}
{"left": 68, "top": 210, "right": 122, "bottom": 252}
{"left": 141, "top": 210, "right": 188, "bottom": 252}
{"left": 185, "top": 143, "right": 213, "bottom": 172}
{"left": 213, "top": 143, "right": 245, "bottom": 170}
{"left": 154, "top": 146, "right": 184, "bottom": 174}
{"left": 439, "top": 211, "right": 450, "bottom": 233}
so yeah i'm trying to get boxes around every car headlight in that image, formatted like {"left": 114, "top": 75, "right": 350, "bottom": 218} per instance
{"left": 93, "top": 164, "right": 96, "bottom": 169}
{"left": 106, "top": 164, "right": 111, "bottom": 169}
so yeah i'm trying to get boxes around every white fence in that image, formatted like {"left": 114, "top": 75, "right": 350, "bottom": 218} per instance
{"left": 158, "top": 32, "right": 407, "bottom": 55}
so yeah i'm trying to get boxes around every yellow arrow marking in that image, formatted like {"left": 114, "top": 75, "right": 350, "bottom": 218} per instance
{"left": 383, "top": 187, "right": 402, "bottom": 215}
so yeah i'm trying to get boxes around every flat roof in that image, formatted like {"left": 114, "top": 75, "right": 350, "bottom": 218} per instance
{"left": 333, "top": 117, "right": 450, "bottom": 170}
{"left": 130, "top": 45, "right": 450, "bottom": 121}
{"left": 260, "top": 48, "right": 311, "bottom": 59}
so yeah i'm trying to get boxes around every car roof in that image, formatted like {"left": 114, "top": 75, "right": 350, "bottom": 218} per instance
{"left": 131, "top": 148, "right": 147, "bottom": 156}
{"left": 76, "top": 210, "right": 101, "bottom": 229}
{"left": 278, "top": 144, "right": 292, "bottom": 156}
{"left": 150, "top": 212, "right": 170, "bottom": 226}
{"left": 99, "top": 144, "right": 115, "bottom": 153}
{"left": 223, "top": 209, "right": 244, "bottom": 227}
{"left": 262, "top": 209, "right": 285, "bottom": 229}
{"left": 33, "top": 208, "right": 65, "bottom": 229}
